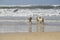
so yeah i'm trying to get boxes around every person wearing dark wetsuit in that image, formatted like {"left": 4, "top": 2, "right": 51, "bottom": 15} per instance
{"left": 28, "top": 17, "right": 32, "bottom": 23}
{"left": 28, "top": 17, "right": 32, "bottom": 32}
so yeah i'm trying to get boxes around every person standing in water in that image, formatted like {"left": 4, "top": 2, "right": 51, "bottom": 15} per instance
{"left": 28, "top": 17, "right": 32, "bottom": 32}
{"left": 36, "top": 17, "right": 44, "bottom": 24}
{"left": 28, "top": 17, "right": 32, "bottom": 23}
{"left": 36, "top": 16, "right": 44, "bottom": 32}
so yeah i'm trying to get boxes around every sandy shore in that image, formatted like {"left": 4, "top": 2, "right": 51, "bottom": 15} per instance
{"left": 0, "top": 32, "right": 60, "bottom": 40}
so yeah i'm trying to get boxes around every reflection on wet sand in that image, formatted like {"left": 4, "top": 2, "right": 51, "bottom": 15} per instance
{"left": 28, "top": 16, "right": 44, "bottom": 32}
{"left": 28, "top": 22, "right": 32, "bottom": 32}
{"left": 0, "top": 18, "right": 60, "bottom": 33}
{"left": 37, "top": 22, "right": 44, "bottom": 32}
{"left": 28, "top": 22, "right": 44, "bottom": 32}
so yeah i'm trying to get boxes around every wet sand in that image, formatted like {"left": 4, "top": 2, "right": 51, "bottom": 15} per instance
{"left": 0, "top": 18, "right": 60, "bottom": 40}
{"left": 0, "top": 20, "right": 60, "bottom": 33}
{"left": 0, "top": 32, "right": 60, "bottom": 40}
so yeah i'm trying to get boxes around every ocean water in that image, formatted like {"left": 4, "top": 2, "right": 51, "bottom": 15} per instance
{"left": 0, "top": 5, "right": 60, "bottom": 33}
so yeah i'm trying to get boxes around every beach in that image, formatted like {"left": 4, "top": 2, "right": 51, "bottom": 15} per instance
{"left": 0, "top": 5, "right": 60, "bottom": 40}
{"left": 0, "top": 32, "right": 60, "bottom": 40}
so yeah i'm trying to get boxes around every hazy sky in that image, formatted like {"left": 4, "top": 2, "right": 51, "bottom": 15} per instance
{"left": 0, "top": 0, "right": 60, "bottom": 5}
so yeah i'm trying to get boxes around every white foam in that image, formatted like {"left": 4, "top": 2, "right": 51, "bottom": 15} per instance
{"left": 0, "top": 8, "right": 60, "bottom": 17}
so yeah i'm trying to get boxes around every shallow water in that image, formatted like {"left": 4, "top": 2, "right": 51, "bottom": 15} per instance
{"left": 0, "top": 20, "right": 60, "bottom": 33}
